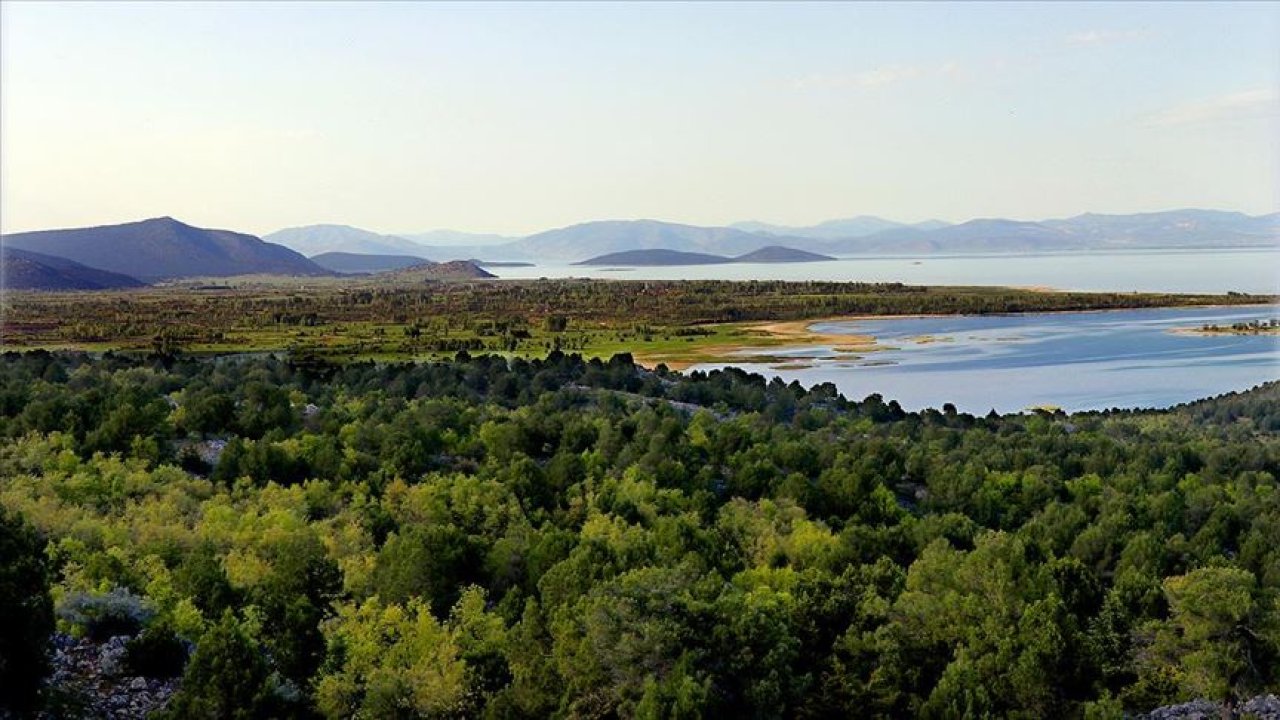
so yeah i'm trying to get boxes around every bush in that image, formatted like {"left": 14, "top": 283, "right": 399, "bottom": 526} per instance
{"left": 123, "top": 623, "right": 190, "bottom": 679}
{"left": 58, "top": 587, "right": 154, "bottom": 641}
{"left": 0, "top": 507, "right": 54, "bottom": 713}
{"left": 156, "top": 613, "right": 288, "bottom": 720}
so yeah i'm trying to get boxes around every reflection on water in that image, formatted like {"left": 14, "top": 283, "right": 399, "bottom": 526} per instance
{"left": 688, "top": 306, "right": 1280, "bottom": 414}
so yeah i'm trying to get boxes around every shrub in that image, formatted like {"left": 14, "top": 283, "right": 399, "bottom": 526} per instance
{"left": 58, "top": 587, "right": 154, "bottom": 641}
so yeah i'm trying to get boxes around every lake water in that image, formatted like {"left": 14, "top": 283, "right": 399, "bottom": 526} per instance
{"left": 687, "top": 305, "right": 1280, "bottom": 414}
{"left": 488, "top": 248, "right": 1280, "bottom": 295}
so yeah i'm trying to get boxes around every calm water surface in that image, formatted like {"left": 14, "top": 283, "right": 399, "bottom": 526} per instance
{"left": 688, "top": 305, "right": 1280, "bottom": 414}
{"left": 490, "top": 248, "right": 1280, "bottom": 294}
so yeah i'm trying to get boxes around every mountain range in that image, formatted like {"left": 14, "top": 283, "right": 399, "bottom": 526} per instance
{"left": 268, "top": 210, "right": 1278, "bottom": 263}
{"left": 4, "top": 217, "right": 327, "bottom": 281}
{"left": 1, "top": 210, "right": 1274, "bottom": 291}
{"left": 731, "top": 216, "right": 951, "bottom": 239}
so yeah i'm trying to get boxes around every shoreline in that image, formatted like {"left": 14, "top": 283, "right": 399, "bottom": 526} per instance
{"left": 635, "top": 300, "right": 1279, "bottom": 371}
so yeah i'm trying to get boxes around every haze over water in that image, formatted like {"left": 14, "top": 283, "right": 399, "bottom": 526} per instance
{"left": 489, "top": 248, "right": 1280, "bottom": 295}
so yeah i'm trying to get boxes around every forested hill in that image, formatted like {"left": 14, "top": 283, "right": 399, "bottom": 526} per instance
{"left": 1, "top": 351, "right": 1278, "bottom": 717}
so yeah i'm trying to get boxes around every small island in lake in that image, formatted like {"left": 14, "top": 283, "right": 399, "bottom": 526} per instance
{"left": 576, "top": 245, "right": 835, "bottom": 266}
{"left": 1173, "top": 318, "right": 1280, "bottom": 336}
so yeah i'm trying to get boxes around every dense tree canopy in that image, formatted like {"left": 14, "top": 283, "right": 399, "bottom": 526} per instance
{"left": 0, "top": 349, "right": 1277, "bottom": 717}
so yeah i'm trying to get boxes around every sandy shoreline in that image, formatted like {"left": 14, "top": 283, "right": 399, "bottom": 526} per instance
{"left": 634, "top": 301, "right": 1278, "bottom": 371}
{"left": 634, "top": 318, "right": 881, "bottom": 371}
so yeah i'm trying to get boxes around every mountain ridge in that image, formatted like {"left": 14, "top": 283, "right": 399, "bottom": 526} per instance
{"left": 264, "top": 224, "right": 430, "bottom": 258}
{"left": 4, "top": 217, "right": 328, "bottom": 281}
{"left": 1, "top": 247, "right": 147, "bottom": 290}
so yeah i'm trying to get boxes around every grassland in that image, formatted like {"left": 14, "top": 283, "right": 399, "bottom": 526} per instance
{"left": 1, "top": 277, "right": 1271, "bottom": 367}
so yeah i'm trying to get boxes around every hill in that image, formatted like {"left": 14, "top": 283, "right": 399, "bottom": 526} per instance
{"left": 575, "top": 249, "right": 731, "bottom": 266}
{"left": 387, "top": 260, "right": 496, "bottom": 280}
{"left": 310, "top": 252, "right": 431, "bottom": 274}
{"left": 264, "top": 224, "right": 431, "bottom": 257}
{"left": 732, "top": 246, "right": 835, "bottom": 263}
{"left": 1, "top": 248, "right": 146, "bottom": 290}
{"left": 4, "top": 217, "right": 328, "bottom": 281}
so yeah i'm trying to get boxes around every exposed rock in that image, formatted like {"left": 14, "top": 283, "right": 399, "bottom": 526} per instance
{"left": 97, "top": 635, "right": 130, "bottom": 676}
{"left": 194, "top": 438, "right": 228, "bottom": 466}
{"left": 1242, "top": 695, "right": 1280, "bottom": 719}
{"left": 41, "top": 633, "right": 180, "bottom": 719}
{"left": 1140, "top": 696, "right": 1280, "bottom": 720}
{"left": 1140, "top": 699, "right": 1224, "bottom": 719}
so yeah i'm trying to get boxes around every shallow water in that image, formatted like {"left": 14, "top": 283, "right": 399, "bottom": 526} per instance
{"left": 488, "top": 248, "right": 1280, "bottom": 295}
{"left": 687, "top": 305, "right": 1280, "bottom": 413}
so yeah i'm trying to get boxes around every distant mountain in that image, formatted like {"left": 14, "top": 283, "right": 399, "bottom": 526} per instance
{"left": 310, "top": 252, "right": 431, "bottom": 274}
{"left": 264, "top": 225, "right": 431, "bottom": 258}
{"left": 400, "top": 229, "right": 517, "bottom": 246}
{"left": 2, "top": 247, "right": 146, "bottom": 290}
{"left": 4, "top": 217, "right": 328, "bottom": 281}
{"left": 402, "top": 209, "right": 1276, "bottom": 264}
{"left": 576, "top": 249, "right": 730, "bottom": 266}
{"left": 1043, "top": 209, "right": 1279, "bottom": 249}
{"left": 577, "top": 245, "right": 835, "bottom": 267}
{"left": 388, "top": 260, "right": 496, "bottom": 280}
{"left": 810, "top": 211, "right": 1280, "bottom": 255}
{"left": 819, "top": 219, "right": 1070, "bottom": 255}
{"left": 733, "top": 216, "right": 952, "bottom": 240}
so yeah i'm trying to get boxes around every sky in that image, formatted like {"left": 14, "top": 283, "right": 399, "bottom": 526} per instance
{"left": 2, "top": 1, "right": 1277, "bottom": 237}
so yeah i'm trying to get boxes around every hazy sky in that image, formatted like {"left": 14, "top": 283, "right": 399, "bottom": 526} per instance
{"left": 2, "top": 2, "right": 1277, "bottom": 237}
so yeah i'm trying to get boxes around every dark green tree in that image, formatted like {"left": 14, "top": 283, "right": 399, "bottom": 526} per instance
{"left": 0, "top": 507, "right": 54, "bottom": 714}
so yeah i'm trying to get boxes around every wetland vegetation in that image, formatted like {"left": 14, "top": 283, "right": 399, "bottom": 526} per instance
{"left": 2, "top": 279, "right": 1269, "bottom": 368}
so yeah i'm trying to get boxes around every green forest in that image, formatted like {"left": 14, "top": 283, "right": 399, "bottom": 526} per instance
{"left": 1, "top": 349, "right": 1278, "bottom": 718}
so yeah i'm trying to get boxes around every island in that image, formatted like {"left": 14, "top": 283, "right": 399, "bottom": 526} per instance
{"left": 1172, "top": 318, "right": 1280, "bottom": 336}
{"left": 575, "top": 245, "right": 835, "bottom": 266}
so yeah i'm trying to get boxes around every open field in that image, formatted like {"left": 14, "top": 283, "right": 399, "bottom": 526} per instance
{"left": 1, "top": 278, "right": 1272, "bottom": 366}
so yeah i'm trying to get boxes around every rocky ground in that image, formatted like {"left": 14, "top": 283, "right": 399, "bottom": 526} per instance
{"left": 40, "top": 634, "right": 179, "bottom": 719}
{"left": 1140, "top": 695, "right": 1280, "bottom": 719}
{"left": 23, "top": 634, "right": 1280, "bottom": 719}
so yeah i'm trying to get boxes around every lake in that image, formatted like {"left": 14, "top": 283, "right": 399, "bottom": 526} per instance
{"left": 488, "top": 248, "right": 1280, "bottom": 294}
{"left": 686, "top": 305, "right": 1280, "bottom": 414}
